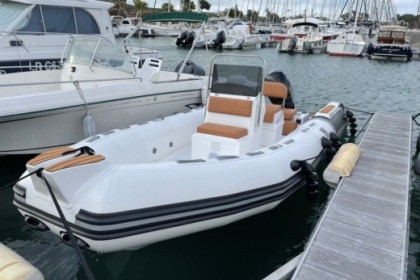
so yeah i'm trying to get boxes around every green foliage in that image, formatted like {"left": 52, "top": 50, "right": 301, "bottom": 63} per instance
{"left": 397, "top": 13, "right": 420, "bottom": 26}
{"left": 133, "top": 0, "right": 148, "bottom": 17}
{"left": 246, "top": 10, "right": 259, "bottom": 22}
{"left": 199, "top": 0, "right": 211, "bottom": 11}
{"left": 161, "top": 3, "right": 175, "bottom": 12}
{"left": 182, "top": 0, "right": 196, "bottom": 11}
{"left": 227, "top": 6, "right": 244, "bottom": 18}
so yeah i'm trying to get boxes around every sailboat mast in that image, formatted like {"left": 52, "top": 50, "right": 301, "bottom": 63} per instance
{"left": 353, "top": 0, "right": 360, "bottom": 34}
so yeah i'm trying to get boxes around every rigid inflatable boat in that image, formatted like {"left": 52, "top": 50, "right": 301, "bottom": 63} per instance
{"left": 14, "top": 55, "right": 351, "bottom": 253}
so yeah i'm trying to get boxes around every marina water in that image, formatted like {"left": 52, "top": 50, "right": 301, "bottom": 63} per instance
{"left": 1, "top": 36, "right": 419, "bottom": 279}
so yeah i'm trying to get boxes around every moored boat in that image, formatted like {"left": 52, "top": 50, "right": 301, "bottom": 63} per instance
{"left": 277, "top": 22, "right": 325, "bottom": 54}
{"left": 327, "top": 32, "right": 366, "bottom": 57}
{"left": 366, "top": 26, "right": 412, "bottom": 61}
{"left": 13, "top": 54, "right": 352, "bottom": 253}
{"left": 0, "top": 0, "right": 158, "bottom": 74}
{"left": 0, "top": 35, "right": 207, "bottom": 155}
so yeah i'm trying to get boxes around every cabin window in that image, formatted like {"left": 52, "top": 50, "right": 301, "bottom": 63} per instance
{"left": 0, "top": 1, "right": 29, "bottom": 31}
{"left": 42, "top": 6, "right": 77, "bottom": 33}
{"left": 15, "top": 5, "right": 44, "bottom": 33}
{"left": 75, "top": 8, "right": 100, "bottom": 34}
{"left": 15, "top": 4, "right": 100, "bottom": 35}
{"left": 391, "top": 31, "right": 404, "bottom": 39}
{"left": 379, "top": 31, "right": 391, "bottom": 38}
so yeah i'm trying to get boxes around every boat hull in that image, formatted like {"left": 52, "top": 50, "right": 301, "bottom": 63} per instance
{"left": 13, "top": 102, "right": 348, "bottom": 252}
{"left": 0, "top": 72, "right": 205, "bottom": 155}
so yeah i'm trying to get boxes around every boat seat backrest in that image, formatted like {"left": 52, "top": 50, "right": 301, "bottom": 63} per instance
{"left": 262, "top": 82, "right": 287, "bottom": 124}
{"left": 207, "top": 96, "right": 253, "bottom": 117}
{"left": 137, "top": 58, "right": 162, "bottom": 81}
{"left": 198, "top": 94, "right": 257, "bottom": 139}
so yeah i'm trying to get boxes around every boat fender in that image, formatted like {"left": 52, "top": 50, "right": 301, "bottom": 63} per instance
{"left": 323, "top": 143, "right": 361, "bottom": 188}
{"left": 346, "top": 110, "right": 357, "bottom": 135}
{"left": 290, "top": 160, "right": 319, "bottom": 201}
{"left": 83, "top": 113, "right": 96, "bottom": 138}
{"left": 330, "top": 132, "right": 342, "bottom": 149}
{"left": 0, "top": 242, "right": 44, "bottom": 280}
{"left": 321, "top": 136, "right": 337, "bottom": 162}
{"left": 415, "top": 155, "right": 420, "bottom": 176}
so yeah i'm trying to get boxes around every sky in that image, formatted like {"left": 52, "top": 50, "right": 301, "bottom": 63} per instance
{"left": 140, "top": 0, "right": 418, "bottom": 16}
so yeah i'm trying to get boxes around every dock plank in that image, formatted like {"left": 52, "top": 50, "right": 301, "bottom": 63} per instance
{"left": 292, "top": 112, "right": 412, "bottom": 280}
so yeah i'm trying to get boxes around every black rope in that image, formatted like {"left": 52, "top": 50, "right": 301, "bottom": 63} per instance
{"left": 0, "top": 168, "right": 95, "bottom": 280}
{"left": 38, "top": 170, "right": 95, "bottom": 280}
{"left": 62, "top": 146, "right": 95, "bottom": 157}
{"left": 353, "top": 113, "right": 374, "bottom": 139}
{"left": 343, "top": 106, "right": 375, "bottom": 139}
{"left": 343, "top": 106, "right": 375, "bottom": 116}
{"left": 0, "top": 169, "right": 41, "bottom": 192}
{"left": 412, "top": 112, "right": 420, "bottom": 126}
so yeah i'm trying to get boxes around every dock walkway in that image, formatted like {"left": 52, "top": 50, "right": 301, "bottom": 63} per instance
{"left": 292, "top": 112, "right": 412, "bottom": 280}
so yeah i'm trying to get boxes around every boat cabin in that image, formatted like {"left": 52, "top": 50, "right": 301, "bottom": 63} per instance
{"left": 377, "top": 26, "right": 408, "bottom": 45}
{"left": 0, "top": 0, "right": 116, "bottom": 73}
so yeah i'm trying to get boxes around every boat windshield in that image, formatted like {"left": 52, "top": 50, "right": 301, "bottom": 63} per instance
{"left": 65, "top": 36, "right": 135, "bottom": 74}
{"left": 211, "top": 64, "right": 263, "bottom": 97}
{"left": 0, "top": 1, "right": 29, "bottom": 32}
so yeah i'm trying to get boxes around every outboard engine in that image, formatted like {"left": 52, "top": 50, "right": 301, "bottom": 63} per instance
{"left": 287, "top": 35, "right": 297, "bottom": 52}
{"left": 176, "top": 31, "right": 188, "bottom": 46}
{"left": 174, "top": 60, "right": 206, "bottom": 76}
{"left": 212, "top": 30, "right": 226, "bottom": 50}
{"left": 184, "top": 31, "right": 195, "bottom": 47}
{"left": 265, "top": 71, "right": 295, "bottom": 109}
{"left": 366, "top": 43, "right": 374, "bottom": 55}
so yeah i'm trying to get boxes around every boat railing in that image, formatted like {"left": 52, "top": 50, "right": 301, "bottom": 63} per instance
{"left": 0, "top": 76, "right": 144, "bottom": 88}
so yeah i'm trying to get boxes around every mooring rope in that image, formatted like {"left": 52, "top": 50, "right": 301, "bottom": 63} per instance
{"left": 343, "top": 106, "right": 375, "bottom": 139}
{"left": 37, "top": 169, "right": 96, "bottom": 280}
{"left": 412, "top": 112, "right": 420, "bottom": 126}
{"left": 0, "top": 168, "right": 95, "bottom": 280}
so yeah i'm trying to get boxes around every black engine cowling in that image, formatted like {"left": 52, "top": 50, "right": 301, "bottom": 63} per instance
{"left": 212, "top": 30, "right": 226, "bottom": 50}
{"left": 174, "top": 60, "right": 206, "bottom": 76}
{"left": 265, "top": 71, "right": 295, "bottom": 109}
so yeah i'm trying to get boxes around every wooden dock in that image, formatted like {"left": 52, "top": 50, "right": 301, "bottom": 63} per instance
{"left": 292, "top": 112, "right": 412, "bottom": 280}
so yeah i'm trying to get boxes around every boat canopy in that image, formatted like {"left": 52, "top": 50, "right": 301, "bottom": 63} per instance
{"left": 142, "top": 12, "right": 208, "bottom": 23}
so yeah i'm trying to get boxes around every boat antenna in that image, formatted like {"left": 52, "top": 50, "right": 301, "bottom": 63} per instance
{"left": 176, "top": 21, "right": 206, "bottom": 80}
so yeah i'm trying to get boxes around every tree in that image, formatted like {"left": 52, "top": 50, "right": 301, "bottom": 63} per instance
{"left": 246, "top": 10, "right": 259, "bottom": 22}
{"left": 161, "top": 2, "right": 175, "bottom": 12}
{"left": 182, "top": 0, "right": 196, "bottom": 12}
{"left": 133, "top": 0, "right": 148, "bottom": 17}
{"left": 227, "top": 6, "right": 244, "bottom": 19}
{"left": 397, "top": 13, "right": 420, "bottom": 27}
{"left": 199, "top": 0, "right": 211, "bottom": 11}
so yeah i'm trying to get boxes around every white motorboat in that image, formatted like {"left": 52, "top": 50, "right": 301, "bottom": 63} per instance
{"left": 13, "top": 54, "right": 352, "bottom": 253}
{"left": 0, "top": 0, "right": 159, "bottom": 74}
{"left": 0, "top": 35, "right": 207, "bottom": 155}
{"left": 277, "top": 22, "right": 325, "bottom": 54}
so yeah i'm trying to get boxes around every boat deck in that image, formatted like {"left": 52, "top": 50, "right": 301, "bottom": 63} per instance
{"left": 292, "top": 112, "right": 412, "bottom": 279}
